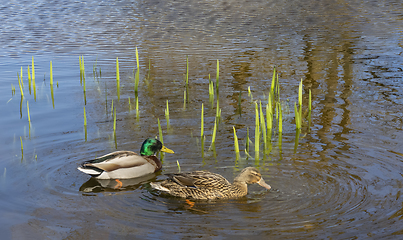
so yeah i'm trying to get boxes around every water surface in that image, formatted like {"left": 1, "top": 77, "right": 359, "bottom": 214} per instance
{"left": 1, "top": 0, "right": 403, "bottom": 239}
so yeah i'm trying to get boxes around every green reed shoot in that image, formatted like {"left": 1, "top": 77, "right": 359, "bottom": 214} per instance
{"left": 84, "top": 106, "right": 87, "bottom": 126}
{"left": 278, "top": 102, "right": 283, "bottom": 133}
{"left": 116, "top": 57, "right": 120, "bottom": 101}
{"left": 27, "top": 101, "right": 31, "bottom": 124}
{"left": 50, "top": 61, "right": 53, "bottom": 85}
{"left": 259, "top": 101, "right": 267, "bottom": 150}
{"left": 248, "top": 86, "right": 253, "bottom": 101}
{"left": 270, "top": 66, "right": 276, "bottom": 95}
{"left": 50, "top": 82, "right": 55, "bottom": 109}
{"left": 27, "top": 65, "right": 31, "bottom": 94}
{"left": 134, "top": 47, "right": 140, "bottom": 94}
{"left": 17, "top": 72, "right": 24, "bottom": 97}
{"left": 294, "top": 102, "right": 301, "bottom": 129}
{"left": 255, "top": 102, "right": 260, "bottom": 161}
{"left": 116, "top": 57, "right": 120, "bottom": 82}
{"left": 233, "top": 126, "right": 240, "bottom": 159}
{"left": 266, "top": 95, "right": 272, "bottom": 132}
{"left": 11, "top": 84, "right": 15, "bottom": 95}
{"left": 158, "top": 118, "right": 164, "bottom": 145}
{"left": 135, "top": 47, "right": 140, "bottom": 70}
{"left": 32, "top": 56, "right": 36, "bottom": 100}
{"left": 128, "top": 97, "right": 131, "bottom": 111}
{"left": 79, "top": 56, "right": 82, "bottom": 84}
{"left": 19, "top": 95, "right": 23, "bottom": 119}
{"left": 177, "top": 160, "right": 181, "bottom": 172}
{"left": 80, "top": 56, "right": 86, "bottom": 90}
{"left": 113, "top": 107, "right": 117, "bottom": 133}
{"left": 20, "top": 67, "right": 23, "bottom": 88}
{"left": 209, "top": 118, "right": 217, "bottom": 150}
{"left": 216, "top": 96, "right": 220, "bottom": 120}
{"left": 165, "top": 100, "right": 170, "bottom": 127}
{"left": 298, "top": 79, "right": 303, "bottom": 107}
{"left": 208, "top": 74, "right": 214, "bottom": 103}
{"left": 200, "top": 103, "right": 204, "bottom": 137}
{"left": 216, "top": 60, "right": 219, "bottom": 95}
{"left": 20, "top": 136, "right": 23, "bottom": 156}
{"left": 134, "top": 69, "right": 140, "bottom": 94}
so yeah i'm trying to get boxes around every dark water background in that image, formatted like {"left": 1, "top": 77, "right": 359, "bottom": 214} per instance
{"left": 1, "top": 0, "right": 403, "bottom": 239}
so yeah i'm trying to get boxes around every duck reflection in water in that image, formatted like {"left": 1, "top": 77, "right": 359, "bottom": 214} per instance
{"left": 79, "top": 173, "right": 158, "bottom": 193}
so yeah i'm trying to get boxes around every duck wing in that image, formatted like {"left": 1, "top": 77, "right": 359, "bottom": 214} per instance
{"left": 167, "top": 171, "right": 231, "bottom": 189}
{"left": 81, "top": 151, "right": 149, "bottom": 172}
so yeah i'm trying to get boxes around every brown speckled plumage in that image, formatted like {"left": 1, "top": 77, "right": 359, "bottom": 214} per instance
{"left": 150, "top": 167, "right": 271, "bottom": 200}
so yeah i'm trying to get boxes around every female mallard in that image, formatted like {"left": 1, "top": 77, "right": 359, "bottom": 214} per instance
{"left": 78, "top": 138, "right": 174, "bottom": 179}
{"left": 150, "top": 167, "right": 271, "bottom": 200}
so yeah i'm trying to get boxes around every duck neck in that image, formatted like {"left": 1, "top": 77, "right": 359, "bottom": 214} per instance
{"left": 231, "top": 180, "right": 248, "bottom": 196}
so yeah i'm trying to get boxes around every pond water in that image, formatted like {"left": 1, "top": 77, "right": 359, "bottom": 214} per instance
{"left": 1, "top": 0, "right": 403, "bottom": 239}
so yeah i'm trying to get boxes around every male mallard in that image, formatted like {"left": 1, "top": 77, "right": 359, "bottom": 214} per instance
{"left": 78, "top": 138, "right": 174, "bottom": 179}
{"left": 150, "top": 167, "right": 271, "bottom": 200}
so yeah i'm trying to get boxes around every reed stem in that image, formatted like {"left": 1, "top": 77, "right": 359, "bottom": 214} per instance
{"left": 255, "top": 102, "right": 260, "bottom": 161}
{"left": 233, "top": 126, "right": 240, "bottom": 158}
{"left": 158, "top": 118, "right": 163, "bottom": 144}
{"left": 50, "top": 61, "right": 53, "bottom": 85}
{"left": 84, "top": 106, "right": 87, "bottom": 126}
{"left": 32, "top": 56, "right": 36, "bottom": 100}
{"left": 27, "top": 101, "right": 31, "bottom": 124}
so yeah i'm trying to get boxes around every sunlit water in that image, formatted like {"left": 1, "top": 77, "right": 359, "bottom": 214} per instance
{"left": 1, "top": 0, "right": 403, "bottom": 239}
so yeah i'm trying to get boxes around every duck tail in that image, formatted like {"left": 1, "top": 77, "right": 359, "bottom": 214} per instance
{"left": 77, "top": 165, "right": 103, "bottom": 177}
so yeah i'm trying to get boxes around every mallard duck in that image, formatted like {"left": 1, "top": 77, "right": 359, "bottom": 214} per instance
{"left": 150, "top": 167, "right": 271, "bottom": 200}
{"left": 77, "top": 138, "right": 174, "bottom": 179}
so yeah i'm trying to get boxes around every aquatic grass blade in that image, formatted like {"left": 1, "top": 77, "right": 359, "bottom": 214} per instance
{"left": 83, "top": 106, "right": 87, "bottom": 126}
{"left": 233, "top": 126, "right": 240, "bottom": 159}
{"left": 209, "top": 118, "right": 217, "bottom": 150}
{"left": 27, "top": 65, "right": 32, "bottom": 94}
{"left": 32, "top": 56, "right": 36, "bottom": 100}
{"left": 27, "top": 101, "right": 31, "bottom": 124}
{"left": 270, "top": 66, "right": 276, "bottom": 95}
{"left": 279, "top": 102, "right": 283, "bottom": 133}
{"left": 158, "top": 118, "right": 163, "bottom": 145}
{"left": 50, "top": 61, "right": 53, "bottom": 85}
{"left": 20, "top": 67, "right": 23, "bottom": 89}
{"left": 135, "top": 47, "right": 140, "bottom": 70}
{"left": 298, "top": 79, "right": 303, "bottom": 107}
{"left": 18, "top": 73, "right": 24, "bottom": 97}
{"left": 255, "top": 102, "right": 260, "bottom": 161}
{"left": 116, "top": 57, "right": 120, "bottom": 101}
{"left": 20, "top": 136, "right": 24, "bottom": 159}
{"left": 294, "top": 102, "right": 300, "bottom": 129}
{"left": 165, "top": 100, "right": 170, "bottom": 128}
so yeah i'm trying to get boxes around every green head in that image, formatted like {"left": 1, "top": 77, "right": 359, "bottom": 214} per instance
{"left": 140, "top": 138, "right": 175, "bottom": 156}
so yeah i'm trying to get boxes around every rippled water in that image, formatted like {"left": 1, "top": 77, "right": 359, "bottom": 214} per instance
{"left": 1, "top": 0, "right": 403, "bottom": 239}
